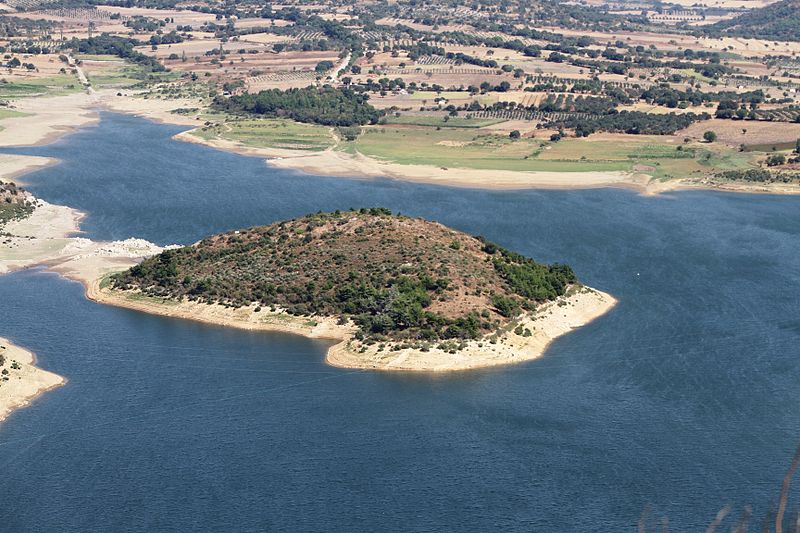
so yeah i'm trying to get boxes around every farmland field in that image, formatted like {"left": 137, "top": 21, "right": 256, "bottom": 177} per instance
{"left": 191, "top": 118, "right": 336, "bottom": 151}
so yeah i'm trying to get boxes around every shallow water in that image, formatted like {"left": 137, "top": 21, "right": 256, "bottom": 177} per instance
{"left": 1, "top": 113, "right": 800, "bottom": 531}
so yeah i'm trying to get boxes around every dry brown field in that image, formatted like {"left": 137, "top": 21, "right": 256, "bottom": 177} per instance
{"left": 679, "top": 119, "right": 800, "bottom": 145}
{"left": 232, "top": 18, "right": 294, "bottom": 29}
{"left": 0, "top": 53, "right": 72, "bottom": 78}
{"left": 236, "top": 32, "right": 295, "bottom": 46}
{"left": 94, "top": 5, "right": 218, "bottom": 26}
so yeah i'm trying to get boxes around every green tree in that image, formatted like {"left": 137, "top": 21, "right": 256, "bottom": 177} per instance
{"left": 766, "top": 154, "right": 786, "bottom": 167}
{"left": 703, "top": 131, "right": 717, "bottom": 143}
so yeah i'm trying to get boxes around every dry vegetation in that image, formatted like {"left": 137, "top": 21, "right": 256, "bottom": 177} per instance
{"left": 111, "top": 209, "right": 578, "bottom": 344}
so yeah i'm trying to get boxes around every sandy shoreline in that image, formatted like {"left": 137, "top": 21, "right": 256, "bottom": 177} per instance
{"left": 176, "top": 127, "right": 651, "bottom": 191}
{"left": 0, "top": 337, "right": 65, "bottom": 423}
{"left": 0, "top": 93, "right": 98, "bottom": 148}
{"left": 0, "top": 154, "right": 60, "bottom": 185}
{"left": 87, "top": 281, "right": 616, "bottom": 372}
{"left": 174, "top": 129, "right": 800, "bottom": 196}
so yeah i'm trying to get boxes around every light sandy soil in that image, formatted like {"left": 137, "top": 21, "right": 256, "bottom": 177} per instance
{"left": 0, "top": 337, "right": 64, "bottom": 424}
{"left": 0, "top": 154, "right": 57, "bottom": 183}
{"left": 267, "top": 149, "right": 645, "bottom": 190}
{"left": 3, "top": 63, "right": 787, "bottom": 198}
{"left": 0, "top": 188, "right": 179, "bottom": 427}
{"left": 646, "top": 176, "right": 800, "bottom": 196}
{"left": 329, "top": 288, "right": 617, "bottom": 371}
{"left": 0, "top": 198, "right": 172, "bottom": 423}
{"left": 7, "top": 84, "right": 799, "bottom": 203}
{"left": 94, "top": 5, "right": 218, "bottom": 26}
{"left": 88, "top": 281, "right": 617, "bottom": 372}
{"left": 0, "top": 196, "right": 171, "bottom": 277}
{"left": 95, "top": 90, "right": 206, "bottom": 126}
{"left": 0, "top": 92, "right": 97, "bottom": 147}
{"left": 0, "top": 199, "right": 83, "bottom": 274}
{"left": 544, "top": 26, "right": 800, "bottom": 56}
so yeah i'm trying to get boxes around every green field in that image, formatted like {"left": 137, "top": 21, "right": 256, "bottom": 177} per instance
{"left": 677, "top": 68, "right": 716, "bottom": 85}
{"left": 0, "top": 75, "right": 82, "bottom": 99}
{"left": 349, "top": 127, "right": 757, "bottom": 176}
{"left": 191, "top": 118, "right": 336, "bottom": 151}
{"left": 742, "top": 141, "right": 797, "bottom": 153}
{"left": 350, "top": 127, "right": 629, "bottom": 172}
{"left": 0, "top": 109, "right": 30, "bottom": 120}
{"left": 83, "top": 66, "right": 142, "bottom": 88}
{"left": 538, "top": 137, "right": 755, "bottom": 179}
{"left": 75, "top": 54, "right": 122, "bottom": 61}
{"left": 407, "top": 91, "right": 495, "bottom": 106}
{"left": 83, "top": 64, "right": 179, "bottom": 89}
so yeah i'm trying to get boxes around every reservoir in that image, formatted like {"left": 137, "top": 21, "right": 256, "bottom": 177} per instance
{"left": 2, "top": 112, "right": 800, "bottom": 530}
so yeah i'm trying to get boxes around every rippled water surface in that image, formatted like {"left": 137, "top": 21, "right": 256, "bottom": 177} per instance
{"left": 1, "top": 113, "right": 800, "bottom": 531}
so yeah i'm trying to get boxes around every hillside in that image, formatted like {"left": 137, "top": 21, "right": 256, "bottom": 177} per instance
{"left": 111, "top": 209, "right": 580, "bottom": 344}
{"left": 708, "top": 0, "right": 800, "bottom": 41}
{"left": 0, "top": 182, "right": 34, "bottom": 227}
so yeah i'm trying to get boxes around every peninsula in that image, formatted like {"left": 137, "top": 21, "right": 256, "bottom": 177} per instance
{"left": 95, "top": 208, "right": 616, "bottom": 371}
{"left": 0, "top": 337, "right": 64, "bottom": 423}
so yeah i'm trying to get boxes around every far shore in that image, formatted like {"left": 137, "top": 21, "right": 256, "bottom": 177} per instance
{"left": 1, "top": 89, "right": 797, "bottom": 197}
{"left": 87, "top": 280, "right": 617, "bottom": 372}
{"left": 0, "top": 337, "right": 65, "bottom": 424}
{"left": 173, "top": 125, "right": 800, "bottom": 197}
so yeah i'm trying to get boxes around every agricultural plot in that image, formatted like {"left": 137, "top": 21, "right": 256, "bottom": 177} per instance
{"left": 537, "top": 135, "right": 754, "bottom": 179}
{"left": 0, "top": 0, "right": 795, "bottom": 191}
{"left": 0, "top": 73, "right": 81, "bottom": 98}
{"left": 351, "top": 126, "right": 631, "bottom": 172}
{"left": 679, "top": 119, "right": 800, "bottom": 146}
{"left": 191, "top": 118, "right": 336, "bottom": 152}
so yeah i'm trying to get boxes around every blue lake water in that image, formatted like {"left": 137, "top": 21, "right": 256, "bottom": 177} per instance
{"left": 2, "top": 112, "right": 800, "bottom": 531}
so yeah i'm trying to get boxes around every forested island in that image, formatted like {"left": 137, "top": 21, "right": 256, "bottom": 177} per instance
{"left": 103, "top": 209, "right": 616, "bottom": 371}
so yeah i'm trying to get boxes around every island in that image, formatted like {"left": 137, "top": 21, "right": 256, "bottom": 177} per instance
{"left": 92, "top": 208, "right": 616, "bottom": 371}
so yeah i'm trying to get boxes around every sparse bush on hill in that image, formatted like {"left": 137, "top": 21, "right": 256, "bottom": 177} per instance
{"left": 112, "top": 209, "right": 578, "bottom": 342}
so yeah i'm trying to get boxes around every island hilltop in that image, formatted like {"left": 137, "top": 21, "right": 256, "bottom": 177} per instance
{"left": 93, "top": 209, "right": 615, "bottom": 371}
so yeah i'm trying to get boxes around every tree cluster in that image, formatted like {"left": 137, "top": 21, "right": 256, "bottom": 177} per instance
{"left": 212, "top": 86, "right": 381, "bottom": 127}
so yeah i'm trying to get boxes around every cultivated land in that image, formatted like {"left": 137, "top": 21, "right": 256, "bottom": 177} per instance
{"left": 1, "top": 0, "right": 798, "bottom": 193}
